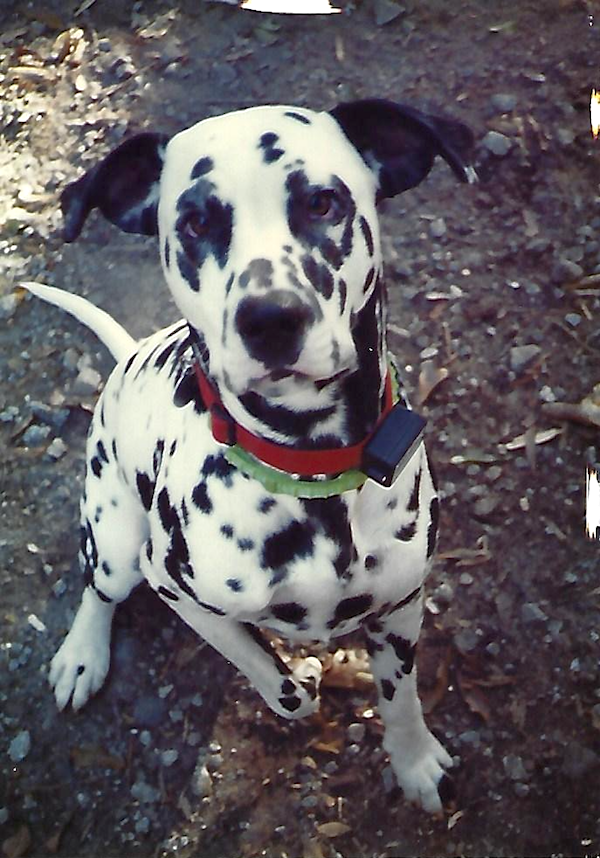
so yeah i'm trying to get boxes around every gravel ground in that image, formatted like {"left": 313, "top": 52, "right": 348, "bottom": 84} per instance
{"left": 1, "top": 1, "right": 599, "bottom": 856}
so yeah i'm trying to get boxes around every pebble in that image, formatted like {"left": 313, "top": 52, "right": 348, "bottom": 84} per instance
{"left": 551, "top": 257, "right": 584, "bottom": 284}
{"left": 9, "top": 730, "right": 31, "bottom": 762}
{"left": 347, "top": 722, "right": 366, "bottom": 744}
{"left": 503, "top": 754, "right": 528, "bottom": 781}
{"left": 509, "top": 344, "right": 541, "bottom": 373}
{"left": 0, "top": 808, "right": 8, "bottom": 825}
{"left": 564, "top": 313, "right": 581, "bottom": 327}
{"left": 521, "top": 602, "right": 548, "bottom": 624}
{"left": 22, "top": 424, "right": 51, "bottom": 447}
{"left": 161, "top": 749, "right": 179, "bottom": 767}
{"left": 430, "top": 218, "right": 447, "bottom": 239}
{"left": 72, "top": 366, "right": 102, "bottom": 395}
{"left": 131, "top": 778, "right": 160, "bottom": 804}
{"left": 45, "top": 437, "right": 67, "bottom": 460}
{"left": 191, "top": 762, "right": 213, "bottom": 798}
{"left": 132, "top": 695, "right": 168, "bottom": 728}
{"left": 453, "top": 628, "right": 479, "bottom": 654}
{"left": 490, "top": 93, "right": 517, "bottom": 112}
{"left": 482, "top": 131, "right": 512, "bottom": 157}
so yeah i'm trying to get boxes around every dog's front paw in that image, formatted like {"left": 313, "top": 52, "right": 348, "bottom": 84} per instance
{"left": 49, "top": 632, "right": 110, "bottom": 711}
{"left": 276, "top": 656, "right": 322, "bottom": 719}
{"left": 389, "top": 729, "right": 454, "bottom": 814}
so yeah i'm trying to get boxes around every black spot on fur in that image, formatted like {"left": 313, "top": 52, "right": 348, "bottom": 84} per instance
{"left": 271, "top": 602, "right": 307, "bottom": 625}
{"left": 124, "top": 352, "right": 136, "bottom": 374}
{"left": 327, "top": 593, "right": 373, "bottom": 628}
{"left": 101, "top": 561, "right": 111, "bottom": 577}
{"left": 136, "top": 471, "right": 155, "bottom": 511}
{"left": 262, "top": 519, "right": 315, "bottom": 570}
{"left": 259, "top": 497, "right": 276, "bottom": 514}
{"left": 395, "top": 521, "right": 417, "bottom": 542}
{"left": 202, "top": 454, "right": 235, "bottom": 485}
{"left": 96, "top": 440, "right": 108, "bottom": 463}
{"left": 259, "top": 132, "right": 285, "bottom": 164}
{"left": 220, "top": 524, "right": 234, "bottom": 539}
{"left": 386, "top": 633, "right": 416, "bottom": 675}
{"left": 95, "top": 588, "right": 112, "bottom": 604}
{"left": 177, "top": 249, "right": 200, "bottom": 292}
{"left": 174, "top": 366, "right": 206, "bottom": 413}
{"left": 427, "top": 497, "right": 439, "bottom": 558}
{"left": 192, "top": 481, "right": 212, "bottom": 514}
{"left": 301, "top": 497, "right": 352, "bottom": 579}
{"left": 90, "top": 456, "right": 102, "bottom": 478}
{"left": 301, "top": 254, "right": 334, "bottom": 299}
{"left": 164, "top": 238, "right": 170, "bottom": 268}
{"left": 381, "top": 678, "right": 395, "bottom": 701}
{"left": 155, "top": 340, "right": 177, "bottom": 369}
{"left": 338, "top": 277, "right": 347, "bottom": 314}
{"left": 360, "top": 215, "right": 375, "bottom": 256}
{"left": 237, "top": 538, "right": 254, "bottom": 552}
{"left": 363, "top": 267, "right": 375, "bottom": 293}
{"left": 191, "top": 156, "right": 214, "bottom": 179}
{"left": 158, "top": 585, "right": 179, "bottom": 601}
{"left": 408, "top": 468, "right": 422, "bottom": 512}
{"left": 281, "top": 678, "right": 295, "bottom": 695}
{"left": 365, "top": 554, "right": 378, "bottom": 570}
{"left": 365, "top": 636, "right": 384, "bottom": 657}
{"left": 284, "top": 111, "right": 311, "bottom": 125}
{"left": 226, "top": 578, "right": 243, "bottom": 592}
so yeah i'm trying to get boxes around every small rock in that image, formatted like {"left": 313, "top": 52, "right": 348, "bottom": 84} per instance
{"left": 482, "top": 131, "right": 512, "bottom": 157}
{"left": 472, "top": 494, "right": 501, "bottom": 520}
{"left": 454, "top": 628, "right": 479, "bottom": 654}
{"left": 131, "top": 778, "right": 160, "bottom": 804}
{"left": 509, "top": 344, "right": 541, "bottom": 374}
{"left": 565, "top": 313, "right": 581, "bottom": 327}
{"left": 521, "top": 602, "right": 548, "bottom": 624}
{"left": 98, "top": 37, "right": 112, "bottom": 52}
{"left": 191, "top": 762, "right": 212, "bottom": 798}
{"left": 72, "top": 366, "right": 102, "bottom": 395}
{"left": 430, "top": 218, "right": 447, "bottom": 239}
{"left": 459, "top": 730, "right": 481, "bottom": 747}
{"left": 490, "top": 93, "right": 517, "bottom": 112}
{"left": 9, "top": 731, "right": 31, "bottom": 763}
{"left": 22, "top": 424, "right": 51, "bottom": 447}
{"left": 347, "top": 723, "right": 366, "bottom": 744}
{"left": 161, "top": 749, "right": 179, "bottom": 767}
{"left": 552, "top": 257, "right": 584, "bottom": 284}
{"left": 0, "top": 807, "right": 9, "bottom": 825}
{"left": 556, "top": 127, "right": 575, "bottom": 146}
{"left": 503, "top": 754, "right": 528, "bottom": 781}
{"left": 45, "top": 437, "right": 67, "bottom": 460}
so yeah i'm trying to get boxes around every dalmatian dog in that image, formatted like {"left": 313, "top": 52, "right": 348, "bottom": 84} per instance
{"left": 25, "top": 98, "right": 476, "bottom": 813}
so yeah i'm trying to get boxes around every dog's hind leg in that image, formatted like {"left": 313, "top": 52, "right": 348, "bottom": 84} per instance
{"left": 49, "top": 433, "right": 148, "bottom": 710}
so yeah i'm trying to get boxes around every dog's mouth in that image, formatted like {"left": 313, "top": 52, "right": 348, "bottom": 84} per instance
{"left": 250, "top": 365, "right": 353, "bottom": 396}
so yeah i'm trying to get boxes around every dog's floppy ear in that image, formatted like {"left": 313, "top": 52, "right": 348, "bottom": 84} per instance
{"left": 330, "top": 99, "right": 476, "bottom": 200}
{"left": 61, "top": 132, "right": 170, "bottom": 242}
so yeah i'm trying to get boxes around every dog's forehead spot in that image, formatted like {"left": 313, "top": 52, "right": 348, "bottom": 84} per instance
{"left": 190, "top": 156, "right": 214, "bottom": 180}
{"left": 258, "top": 132, "right": 285, "bottom": 165}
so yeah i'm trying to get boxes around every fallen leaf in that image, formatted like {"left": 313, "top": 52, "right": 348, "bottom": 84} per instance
{"left": 322, "top": 649, "right": 373, "bottom": 691}
{"left": 303, "top": 838, "right": 326, "bottom": 858}
{"left": 502, "top": 426, "right": 563, "bottom": 451}
{"left": 438, "top": 535, "right": 491, "bottom": 567}
{"left": 457, "top": 673, "right": 491, "bottom": 723}
{"left": 542, "top": 384, "right": 600, "bottom": 429}
{"left": 2, "top": 826, "right": 31, "bottom": 858}
{"left": 316, "top": 821, "right": 351, "bottom": 838}
{"left": 70, "top": 745, "right": 125, "bottom": 771}
{"left": 417, "top": 360, "right": 449, "bottom": 405}
{"left": 447, "top": 809, "right": 464, "bottom": 830}
{"left": 422, "top": 647, "right": 452, "bottom": 714}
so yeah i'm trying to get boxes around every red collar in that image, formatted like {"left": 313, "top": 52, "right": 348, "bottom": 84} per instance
{"left": 193, "top": 362, "right": 394, "bottom": 477}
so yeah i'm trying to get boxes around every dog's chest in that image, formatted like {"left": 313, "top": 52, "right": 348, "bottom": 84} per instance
{"left": 99, "top": 330, "right": 431, "bottom": 640}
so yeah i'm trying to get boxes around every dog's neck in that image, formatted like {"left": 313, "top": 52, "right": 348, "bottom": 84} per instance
{"left": 190, "top": 284, "right": 388, "bottom": 451}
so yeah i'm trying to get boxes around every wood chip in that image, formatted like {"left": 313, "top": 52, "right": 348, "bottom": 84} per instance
{"left": 417, "top": 360, "right": 449, "bottom": 405}
{"left": 316, "top": 821, "right": 351, "bottom": 838}
{"left": 502, "top": 426, "right": 563, "bottom": 451}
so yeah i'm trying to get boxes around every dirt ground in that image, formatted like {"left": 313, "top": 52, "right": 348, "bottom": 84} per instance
{"left": 1, "top": 1, "right": 599, "bottom": 856}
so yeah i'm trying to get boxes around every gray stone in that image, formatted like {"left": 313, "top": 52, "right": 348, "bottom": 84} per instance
{"left": 430, "top": 218, "right": 447, "bottom": 239}
{"left": 131, "top": 778, "right": 160, "bottom": 804}
{"left": 132, "top": 695, "right": 168, "bottom": 728}
{"left": 191, "top": 762, "right": 213, "bottom": 798}
{"left": 503, "top": 754, "right": 528, "bottom": 781}
{"left": 22, "top": 424, "right": 51, "bottom": 447}
{"left": 521, "top": 602, "right": 548, "bottom": 623}
{"left": 490, "top": 93, "right": 517, "bottom": 112}
{"left": 482, "top": 131, "right": 512, "bottom": 156}
{"left": 9, "top": 731, "right": 31, "bottom": 762}
{"left": 161, "top": 749, "right": 179, "bottom": 767}
{"left": 509, "top": 344, "right": 541, "bottom": 373}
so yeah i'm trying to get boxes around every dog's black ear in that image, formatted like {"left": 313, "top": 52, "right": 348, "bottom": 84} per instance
{"left": 61, "top": 132, "right": 170, "bottom": 242}
{"left": 330, "top": 99, "right": 477, "bottom": 199}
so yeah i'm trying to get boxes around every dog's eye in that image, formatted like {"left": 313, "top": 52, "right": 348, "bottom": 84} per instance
{"left": 307, "top": 190, "right": 337, "bottom": 220}
{"left": 183, "top": 211, "right": 210, "bottom": 238}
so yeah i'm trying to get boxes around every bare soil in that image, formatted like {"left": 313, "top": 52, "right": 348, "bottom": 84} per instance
{"left": 1, "top": 2, "right": 599, "bottom": 857}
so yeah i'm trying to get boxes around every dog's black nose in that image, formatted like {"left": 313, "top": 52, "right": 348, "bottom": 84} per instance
{"left": 235, "top": 291, "right": 314, "bottom": 368}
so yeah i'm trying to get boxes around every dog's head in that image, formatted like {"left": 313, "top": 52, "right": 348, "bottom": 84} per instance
{"left": 61, "top": 100, "right": 475, "bottom": 400}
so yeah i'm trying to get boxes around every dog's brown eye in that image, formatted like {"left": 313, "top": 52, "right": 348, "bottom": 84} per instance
{"left": 307, "top": 190, "right": 336, "bottom": 219}
{"left": 183, "top": 212, "right": 209, "bottom": 238}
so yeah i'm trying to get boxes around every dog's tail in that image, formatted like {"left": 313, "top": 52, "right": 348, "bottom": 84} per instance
{"left": 21, "top": 281, "right": 136, "bottom": 363}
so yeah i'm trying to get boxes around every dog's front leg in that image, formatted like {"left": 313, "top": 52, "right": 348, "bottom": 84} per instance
{"left": 365, "top": 591, "right": 453, "bottom": 813}
{"left": 162, "top": 598, "right": 322, "bottom": 719}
